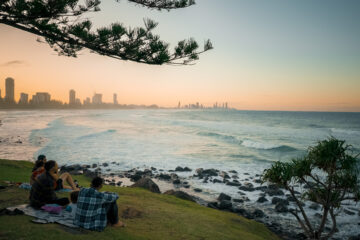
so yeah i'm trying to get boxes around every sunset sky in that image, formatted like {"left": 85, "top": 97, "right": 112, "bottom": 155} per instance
{"left": 0, "top": 0, "right": 360, "bottom": 111}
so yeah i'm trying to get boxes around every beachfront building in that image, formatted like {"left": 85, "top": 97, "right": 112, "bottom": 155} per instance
{"left": 92, "top": 93, "right": 102, "bottom": 104}
{"left": 69, "top": 89, "right": 76, "bottom": 105}
{"left": 19, "top": 93, "right": 29, "bottom": 104}
{"left": 113, "top": 93, "right": 118, "bottom": 105}
{"left": 5, "top": 77, "right": 15, "bottom": 103}
{"left": 31, "top": 92, "right": 51, "bottom": 104}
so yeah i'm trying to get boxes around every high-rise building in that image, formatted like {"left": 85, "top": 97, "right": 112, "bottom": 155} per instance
{"left": 69, "top": 89, "right": 76, "bottom": 105}
{"left": 19, "top": 93, "right": 29, "bottom": 104}
{"left": 31, "top": 92, "right": 51, "bottom": 104}
{"left": 83, "top": 97, "right": 91, "bottom": 105}
{"left": 5, "top": 77, "right": 15, "bottom": 103}
{"left": 75, "top": 98, "right": 81, "bottom": 105}
{"left": 92, "top": 93, "right": 102, "bottom": 104}
{"left": 113, "top": 93, "right": 118, "bottom": 105}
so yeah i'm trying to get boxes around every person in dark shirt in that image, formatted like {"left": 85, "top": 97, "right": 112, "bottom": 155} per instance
{"left": 29, "top": 160, "right": 70, "bottom": 208}
{"left": 30, "top": 155, "right": 78, "bottom": 191}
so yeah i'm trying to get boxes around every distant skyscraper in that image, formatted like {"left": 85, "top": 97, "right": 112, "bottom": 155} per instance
{"left": 32, "top": 92, "right": 51, "bottom": 104}
{"left": 84, "top": 97, "right": 91, "bottom": 105}
{"left": 75, "top": 98, "right": 81, "bottom": 105}
{"left": 69, "top": 89, "right": 76, "bottom": 105}
{"left": 178, "top": 101, "right": 181, "bottom": 108}
{"left": 5, "top": 77, "right": 15, "bottom": 103}
{"left": 92, "top": 93, "right": 102, "bottom": 104}
{"left": 113, "top": 93, "right": 118, "bottom": 105}
{"left": 19, "top": 93, "right": 29, "bottom": 104}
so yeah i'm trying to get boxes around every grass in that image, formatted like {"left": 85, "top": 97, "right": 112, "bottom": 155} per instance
{"left": 0, "top": 159, "right": 279, "bottom": 240}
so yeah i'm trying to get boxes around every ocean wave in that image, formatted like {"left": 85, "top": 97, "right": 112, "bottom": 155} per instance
{"left": 77, "top": 129, "right": 117, "bottom": 139}
{"left": 330, "top": 128, "right": 360, "bottom": 136}
{"left": 241, "top": 140, "right": 297, "bottom": 152}
{"left": 197, "top": 131, "right": 240, "bottom": 144}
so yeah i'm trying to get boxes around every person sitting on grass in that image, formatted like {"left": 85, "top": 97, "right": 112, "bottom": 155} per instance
{"left": 67, "top": 191, "right": 79, "bottom": 218}
{"left": 30, "top": 155, "right": 78, "bottom": 191}
{"left": 30, "top": 160, "right": 71, "bottom": 208}
{"left": 30, "top": 155, "right": 47, "bottom": 185}
{"left": 74, "top": 177, "right": 125, "bottom": 231}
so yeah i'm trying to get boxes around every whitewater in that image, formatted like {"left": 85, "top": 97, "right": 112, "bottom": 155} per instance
{"left": 1, "top": 109, "right": 360, "bottom": 171}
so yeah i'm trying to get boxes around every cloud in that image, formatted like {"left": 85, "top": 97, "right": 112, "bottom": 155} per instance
{"left": 0, "top": 60, "right": 27, "bottom": 67}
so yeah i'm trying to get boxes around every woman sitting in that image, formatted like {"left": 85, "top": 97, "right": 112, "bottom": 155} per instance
{"left": 30, "top": 155, "right": 78, "bottom": 191}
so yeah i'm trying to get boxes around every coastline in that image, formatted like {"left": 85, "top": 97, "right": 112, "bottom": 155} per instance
{"left": 62, "top": 162, "right": 360, "bottom": 240}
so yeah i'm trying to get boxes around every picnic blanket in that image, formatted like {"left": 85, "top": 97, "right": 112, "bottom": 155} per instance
{"left": 19, "top": 183, "right": 72, "bottom": 193}
{"left": 7, "top": 204, "right": 78, "bottom": 228}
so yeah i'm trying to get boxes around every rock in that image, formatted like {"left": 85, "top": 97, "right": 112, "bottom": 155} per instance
{"left": 102, "top": 163, "right": 109, "bottom": 167}
{"left": 175, "top": 166, "right": 184, "bottom": 171}
{"left": 91, "top": 163, "right": 97, "bottom": 168}
{"left": 344, "top": 209, "right": 356, "bottom": 215}
{"left": 254, "top": 179, "right": 262, "bottom": 184}
{"left": 172, "top": 179, "right": 181, "bottom": 184}
{"left": 218, "top": 193, "right": 231, "bottom": 201}
{"left": 106, "top": 169, "right": 111, "bottom": 172}
{"left": 151, "top": 167, "right": 157, "bottom": 171}
{"left": 233, "top": 198, "right": 244, "bottom": 203}
{"left": 238, "top": 186, "right": 255, "bottom": 192}
{"left": 257, "top": 196, "right": 268, "bottom": 203}
{"left": 183, "top": 185, "right": 190, "bottom": 189}
{"left": 309, "top": 203, "right": 320, "bottom": 210}
{"left": 244, "top": 173, "right": 250, "bottom": 175}
{"left": 272, "top": 197, "right": 289, "bottom": 206}
{"left": 207, "top": 202, "right": 218, "bottom": 209}
{"left": 183, "top": 181, "right": 189, "bottom": 184}
{"left": 164, "top": 190, "right": 195, "bottom": 202}
{"left": 252, "top": 209, "right": 265, "bottom": 218}
{"left": 255, "top": 186, "right": 268, "bottom": 191}
{"left": 195, "top": 168, "right": 203, "bottom": 174}
{"left": 203, "top": 169, "right": 218, "bottom": 176}
{"left": 82, "top": 164, "right": 91, "bottom": 169}
{"left": 237, "top": 191, "right": 246, "bottom": 196}
{"left": 131, "top": 177, "right": 160, "bottom": 193}
{"left": 233, "top": 208, "right": 252, "bottom": 219}
{"left": 194, "top": 188, "right": 202, "bottom": 192}
{"left": 226, "top": 181, "right": 241, "bottom": 187}
{"left": 220, "top": 171, "right": 228, "bottom": 178}
{"left": 229, "top": 170, "right": 237, "bottom": 174}
{"left": 232, "top": 175, "right": 239, "bottom": 179}
{"left": 275, "top": 202, "right": 288, "bottom": 213}
{"left": 265, "top": 187, "right": 284, "bottom": 196}
{"left": 244, "top": 182, "right": 254, "bottom": 188}
{"left": 130, "top": 173, "right": 142, "bottom": 182}
{"left": 213, "top": 179, "right": 222, "bottom": 184}
{"left": 83, "top": 169, "right": 99, "bottom": 179}
{"left": 121, "top": 207, "right": 143, "bottom": 219}
{"left": 116, "top": 181, "right": 122, "bottom": 186}
{"left": 218, "top": 200, "right": 232, "bottom": 210}
{"left": 109, "top": 182, "right": 115, "bottom": 186}
{"left": 158, "top": 173, "right": 171, "bottom": 180}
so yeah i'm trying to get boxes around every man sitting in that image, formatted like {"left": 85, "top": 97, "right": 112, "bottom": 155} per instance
{"left": 74, "top": 177, "right": 125, "bottom": 231}
{"left": 29, "top": 160, "right": 70, "bottom": 208}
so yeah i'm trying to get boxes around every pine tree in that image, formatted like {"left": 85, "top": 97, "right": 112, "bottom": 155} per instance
{"left": 0, "top": 0, "right": 212, "bottom": 65}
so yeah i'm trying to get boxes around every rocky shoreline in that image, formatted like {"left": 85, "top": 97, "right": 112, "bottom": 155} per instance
{"left": 60, "top": 163, "right": 360, "bottom": 240}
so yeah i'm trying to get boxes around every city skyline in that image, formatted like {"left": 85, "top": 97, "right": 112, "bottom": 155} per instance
{"left": 1, "top": 1, "right": 360, "bottom": 111}
{"left": 0, "top": 77, "right": 229, "bottom": 109}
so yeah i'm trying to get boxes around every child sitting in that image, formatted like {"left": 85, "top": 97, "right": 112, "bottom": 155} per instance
{"left": 67, "top": 191, "right": 79, "bottom": 218}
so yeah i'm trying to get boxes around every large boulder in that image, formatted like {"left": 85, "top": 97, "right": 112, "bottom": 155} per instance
{"left": 163, "top": 190, "right": 195, "bottom": 202}
{"left": 218, "top": 193, "right": 231, "bottom": 201}
{"left": 131, "top": 177, "right": 160, "bottom": 193}
{"left": 217, "top": 200, "right": 232, "bottom": 210}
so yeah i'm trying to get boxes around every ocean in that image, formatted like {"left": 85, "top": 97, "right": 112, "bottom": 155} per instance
{"left": 1, "top": 109, "right": 360, "bottom": 172}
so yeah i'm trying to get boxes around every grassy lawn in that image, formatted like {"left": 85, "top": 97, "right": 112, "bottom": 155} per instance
{"left": 0, "top": 159, "right": 279, "bottom": 240}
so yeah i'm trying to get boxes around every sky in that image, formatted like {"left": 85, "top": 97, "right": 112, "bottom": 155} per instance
{"left": 1, "top": 0, "right": 360, "bottom": 111}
